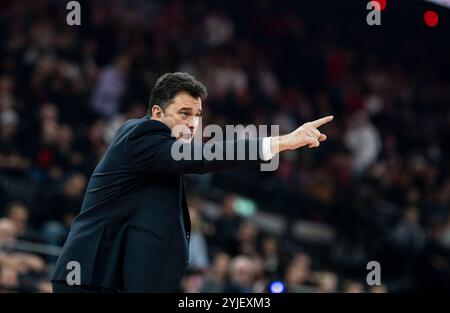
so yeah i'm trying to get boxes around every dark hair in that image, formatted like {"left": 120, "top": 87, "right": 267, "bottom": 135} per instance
{"left": 148, "top": 72, "right": 207, "bottom": 114}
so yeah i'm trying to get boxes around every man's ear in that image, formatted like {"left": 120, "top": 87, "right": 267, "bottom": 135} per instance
{"left": 151, "top": 105, "right": 163, "bottom": 119}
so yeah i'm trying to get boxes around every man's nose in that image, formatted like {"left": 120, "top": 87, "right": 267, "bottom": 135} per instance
{"left": 186, "top": 120, "right": 196, "bottom": 133}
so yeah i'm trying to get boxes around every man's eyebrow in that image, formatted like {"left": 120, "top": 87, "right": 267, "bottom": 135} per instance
{"left": 178, "top": 107, "right": 193, "bottom": 111}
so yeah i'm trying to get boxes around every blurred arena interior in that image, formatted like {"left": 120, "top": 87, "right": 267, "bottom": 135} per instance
{"left": 0, "top": 0, "right": 450, "bottom": 293}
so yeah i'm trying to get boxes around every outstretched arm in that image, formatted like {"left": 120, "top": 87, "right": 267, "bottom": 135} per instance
{"left": 127, "top": 115, "right": 334, "bottom": 175}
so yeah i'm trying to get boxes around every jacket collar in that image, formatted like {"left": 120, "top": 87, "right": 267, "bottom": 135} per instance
{"left": 142, "top": 115, "right": 172, "bottom": 133}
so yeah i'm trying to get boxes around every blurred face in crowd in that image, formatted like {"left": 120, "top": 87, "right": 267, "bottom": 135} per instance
{"left": 221, "top": 194, "right": 237, "bottom": 218}
{"left": 181, "top": 271, "right": 204, "bottom": 293}
{"left": 212, "top": 252, "right": 230, "bottom": 280}
{"left": 285, "top": 263, "right": 310, "bottom": 285}
{"left": 317, "top": 272, "right": 338, "bottom": 293}
{"left": 262, "top": 236, "right": 278, "bottom": 256}
{"left": 59, "top": 124, "right": 73, "bottom": 145}
{"left": 0, "top": 218, "right": 18, "bottom": 242}
{"left": 41, "top": 119, "right": 59, "bottom": 144}
{"left": 343, "top": 281, "right": 365, "bottom": 293}
{"left": 64, "top": 173, "right": 87, "bottom": 198}
{"left": 7, "top": 204, "right": 29, "bottom": 234}
{"left": 250, "top": 256, "right": 265, "bottom": 280}
{"left": 229, "top": 256, "right": 255, "bottom": 288}
{"left": 404, "top": 206, "right": 420, "bottom": 224}
{"left": 292, "top": 252, "right": 312, "bottom": 268}
{"left": 238, "top": 221, "right": 258, "bottom": 241}
{"left": 39, "top": 103, "right": 59, "bottom": 122}
{"left": 0, "top": 118, "right": 17, "bottom": 140}
{"left": 151, "top": 91, "right": 202, "bottom": 142}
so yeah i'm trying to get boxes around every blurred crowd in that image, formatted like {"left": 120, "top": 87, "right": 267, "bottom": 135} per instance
{"left": 0, "top": 0, "right": 449, "bottom": 292}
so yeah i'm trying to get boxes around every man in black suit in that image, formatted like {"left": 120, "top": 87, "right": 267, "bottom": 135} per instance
{"left": 51, "top": 72, "right": 333, "bottom": 292}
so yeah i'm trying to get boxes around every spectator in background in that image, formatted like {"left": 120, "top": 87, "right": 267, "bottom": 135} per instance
{"left": 55, "top": 124, "right": 85, "bottom": 172}
{"left": 180, "top": 268, "right": 205, "bottom": 293}
{"left": 236, "top": 220, "right": 259, "bottom": 257}
{"left": 212, "top": 194, "right": 242, "bottom": 256}
{"left": 284, "top": 253, "right": 317, "bottom": 293}
{"left": 39, "top": 103, "right": 59, "bottom": 124}
{"left": 200, "top": 252, "right": 230, "bottom": 293}
{"left": 390, "top": 206, "right": 426, "bottom": 254}
{"left": 370, "top": 285, "right": 388, "bottom": 293}
{"left": 260, "top": 235, "right": 286, "bottom": 279}
{"left": 55, "top": 173, "right": 87, "bottom": 226}
{"left": 342, "top": 280, "right": 365, "bottom": 293}
{"left": 34, "top": 104, "right": 65, "bottom": 181}
{"left": 224, "top": 255, "right": 256, "bottom": 293}
{"left": 4, "top": 202, "right": 42, "bottom": 243}
{"left": 315, "top": 271, "right": 338, "bottom": 293}
{"left": 386, "top": 206, "right": 427, "bottom": 286}
{"left": 417, "top": 220, "right": 450, "bottom": 292}
{"left": 0, "top": 218, "right": 17, "bottom": 243}
{"left": 343, "top": 110, "right": 381, "bottom": 177}
{"left": 41, "top": 173, "right": 87, "bottom": 249}
{"left": 188, "top": 202, "right": 210, "bottom": 271}
{"left": 104, "top": 103, "right": 147, "bottom": 144}
{"left": 250, "top": 256, "right": 268, "bottom": 293}
{"left": 91, "top": 54, "right": 130, "bottom": 119}
{"left": 210, "top": 56, "right": 249, "bottom": 102}
{"left": 203, "top": 11, "right": 234, "bottom": 48}
{"left": 86, "top": 119, "right": 109, "bottom": 166}
{"left": 0, "top": 109, "right": 30, "bottom": 172}
{"left": 0, "top": 218, "right": 50, "bottom": 292}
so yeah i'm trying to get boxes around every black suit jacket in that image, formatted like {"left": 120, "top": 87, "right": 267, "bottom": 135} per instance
{"left": 52, "top": 116, "right": 268, "bottom": 292}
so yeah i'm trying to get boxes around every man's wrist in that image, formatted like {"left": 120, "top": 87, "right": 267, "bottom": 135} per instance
{"left": 269, "top": 135, "right": 289, "bottom": 156}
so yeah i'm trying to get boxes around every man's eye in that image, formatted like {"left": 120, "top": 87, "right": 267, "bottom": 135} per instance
{"left": 180, "top": 112, "right": 188, "bottom": 116}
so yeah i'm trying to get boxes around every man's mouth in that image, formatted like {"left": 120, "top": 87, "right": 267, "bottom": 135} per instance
{"left": 178, "top": 132, "right": 193, "bottom": 142}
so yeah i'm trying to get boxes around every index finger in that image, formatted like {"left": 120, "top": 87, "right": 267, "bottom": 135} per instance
{"left": 310, "top": 115, "right": 334, "bottom": 128}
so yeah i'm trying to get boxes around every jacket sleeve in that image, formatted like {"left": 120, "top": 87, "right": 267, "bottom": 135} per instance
{"left": 126, "top": 124, "right": 270, "bottom": 175}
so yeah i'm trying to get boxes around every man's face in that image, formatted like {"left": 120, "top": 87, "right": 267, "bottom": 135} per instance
{"left": 152, "top": 91, "right": 202, "bottom": 142}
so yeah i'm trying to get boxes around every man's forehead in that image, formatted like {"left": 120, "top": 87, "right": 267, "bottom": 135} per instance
{"left": 172, "top": 92, "right": 202, "bottom": 109}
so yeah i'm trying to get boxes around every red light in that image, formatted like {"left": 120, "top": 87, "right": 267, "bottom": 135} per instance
{"left": 424, "top": 10, "right": 439, "bottom": 28}
{"left": 372, "top": 0, "right": 387, "bottom": 11}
